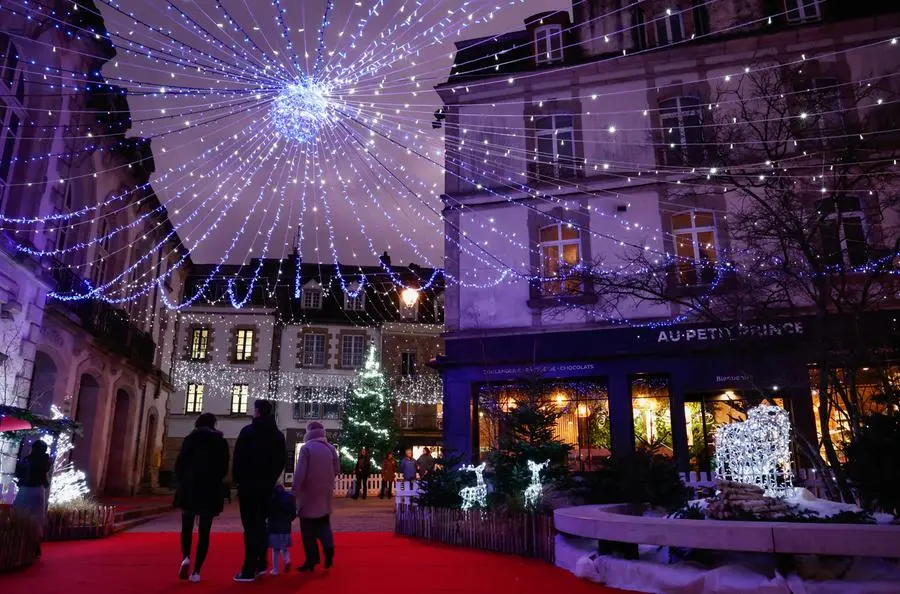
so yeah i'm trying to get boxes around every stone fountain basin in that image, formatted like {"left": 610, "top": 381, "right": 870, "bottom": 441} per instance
{"left": 554, "top": 504, "right": 900, "bottom": 558}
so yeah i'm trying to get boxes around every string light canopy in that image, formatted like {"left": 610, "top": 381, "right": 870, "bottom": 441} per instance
{"left": 1, "top": 1, "right": 897, "bottom": 329}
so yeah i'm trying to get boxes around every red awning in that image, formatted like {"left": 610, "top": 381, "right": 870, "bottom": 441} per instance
{"left": 0, "top": 415, "right": 33, "bottom": 432}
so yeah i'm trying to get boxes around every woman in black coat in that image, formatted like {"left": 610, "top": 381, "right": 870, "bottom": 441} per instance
{"left": 174, "top": 413, "right": 230, "bottom": 582}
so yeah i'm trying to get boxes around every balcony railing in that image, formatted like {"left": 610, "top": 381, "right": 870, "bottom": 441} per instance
{"left": 49, "top": 265, "right": 156, "bottom": 371}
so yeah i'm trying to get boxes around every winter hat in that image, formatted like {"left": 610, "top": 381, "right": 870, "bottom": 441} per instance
{"left": 305, "top": 421, "right": 326, "bottom": 442}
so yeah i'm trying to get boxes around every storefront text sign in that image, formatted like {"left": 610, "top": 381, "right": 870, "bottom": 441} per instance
{"left": 482, "top": 362, "right": 599, "bottom": 377}
{"left": 656, "top": 321, "right": 804, "bottom": 344}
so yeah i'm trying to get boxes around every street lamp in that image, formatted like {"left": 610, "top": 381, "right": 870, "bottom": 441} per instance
{"left": 401, "top": 287, "right": 420, "bottom": 307}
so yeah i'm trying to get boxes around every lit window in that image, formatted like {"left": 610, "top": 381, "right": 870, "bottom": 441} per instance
{"left": 655, "top": 10, "right": 684, "bottom": 45}
{"left": 185, "top": 383, "right": 204, "bottom": 414}
{"left": 190, "top": 328, "right": 210, "bottom": 360}
{"left": 539, "top": 223, "right": 582, "bottom": 294}
{"left": 302, "top": 332, "right": 326, "bottom": 367}
{"left": 660, "top": 97, "right": 704, "bottom": 165}
{"left": 672, "top": 210, "right": 718, "bottom": 286}
{"left": 234, "top": 329, "right": 255, "bottom": 361}
{"left": 341, "top": 335, "right": 365, "bottom": 368}
{"left": 344, "top": 291, "right": 365, "bottom": 311}
{"left": 535, "top": 115, "right": 576, "bottom": 180}
{"left": 817, "top": 195, "right": 867, "bottom": 268}
{"left": 302, "top": 288, "right": 322, "bottom": 309}
{"left": 534, "top": 25, "right": 563, "bottom": 64}
{"left": 785, "top": 0, "right": 821, "bottom": 23}
{"left": 401, "top": 351, "right": 418, "bottom": 377}
{"left": 231, "top": 384, "right": 250, "bottom": 415}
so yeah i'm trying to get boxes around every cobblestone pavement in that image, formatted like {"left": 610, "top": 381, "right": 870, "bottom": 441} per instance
{"left": 129, "top": 495, "right": 396, "bottom": 532}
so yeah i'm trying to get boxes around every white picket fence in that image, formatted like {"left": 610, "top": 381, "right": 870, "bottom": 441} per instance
{"left": 284, "top": 472, "right": 415, "bottom": 499}
{"left": 384, "top": 469, "right": 828, "bottom": 510}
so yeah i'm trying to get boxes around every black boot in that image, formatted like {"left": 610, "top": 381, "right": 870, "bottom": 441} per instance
{"left": 297, "top": 562, "right": 316, "bottom": 572}
{"left": 324, "top": 548, "right": 334, "bottom": 569}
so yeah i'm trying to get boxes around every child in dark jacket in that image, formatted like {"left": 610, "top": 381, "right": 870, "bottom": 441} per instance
{"left": 267, "top": 485, "right": 297, "bottom": 575}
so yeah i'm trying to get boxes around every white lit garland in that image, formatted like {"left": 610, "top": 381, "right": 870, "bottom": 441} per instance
{"left": 714, "top": 405, "right": 794, "bottom": 498}
{"left": 393, "top": 374, "right": 443, "bottom": 405}
{"left": 459, "top": 462, "right": 487, "bottom": 511}
{"left": 523, "top": 459, "right": 549, "bottom": 509}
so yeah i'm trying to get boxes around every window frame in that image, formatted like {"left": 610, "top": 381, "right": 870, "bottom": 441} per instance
{"left": 302, "top": 287, "right": 323, "bottom": 309}
{"left": 344, "top": 290, "right": 365, "bottom": 312}
{"left": 671, "top": 210, "right": 719, "bottom": 286}
{"left": 659, "top": 96, "right": 704, "bottom": 166}
{"left": 189, "top": 327, "right": 210, "bottom": 361}
{"left": 538, "top": 223, "right": 582, "bottom": 295}
{"left": 691, "top": 0, "right": 710, "bottom": 36}
{"left": 630, "top": 8, "right": 648, "bottom": 50}
{"left": 230, "top": 383, "right": 250, "bottom": 415}
{"left": 817, "top": 195, "right": 868, "bottom": 268}
{"left": 809, "top": 77, "right": 845, "bottom": 143}
{"left": 0, "top": 35, "right": 23, "bottom": 213}
{"left": 185, "top": 383, "right": 204, "bottom": 414}
{"left": 401, "top": 351, "right": 418, "bottom": 377}
{"left": 302, "top": 332, "right": 327, "bottom": 367}
{"left": 785, "top": 0, "right": 821, "bottom": 23}
{"left": 234, "top": 328, "right": 255, "bottom": 362}
{"left": 340, "top": 334, "right": 366, "bottom": 368}
{"left": 534, "top": 114, "right": 577, "bottom": 180}
{"left": 655, "top": 10, "right": 685, "bottom": 45}
{"left": 534, "top": 24, "right": 564, "bottom": 65}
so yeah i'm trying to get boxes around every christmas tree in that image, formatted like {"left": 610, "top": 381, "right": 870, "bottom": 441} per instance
{"left": 338, "top": 343, "right": 395, "bottom": 472}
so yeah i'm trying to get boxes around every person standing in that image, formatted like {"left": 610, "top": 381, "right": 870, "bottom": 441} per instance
{"left": 174, "top": 413, "right": 230, "bottom": 583}
{"left": 352, "top": 447, "right": 371, "bottom": 500}
{"left": 399, "top": 448, "right": 417, "bottom": 487}
{"left": 232, "top": 400, "right": 286, "bottom": 583}
{"left": 13, "top": 440, "right": 52, "bottom": 558}
{"left": 378, "top": 451, "right": 397, "bottom": 499}
{"left": 417, "top": 447, "right": 435, "bottom": 480}
{"left": 266, "top": 484, "right": 296, "bottom": 575}
{"left": 293, "top": 421, "right": 339, "bottom": 572}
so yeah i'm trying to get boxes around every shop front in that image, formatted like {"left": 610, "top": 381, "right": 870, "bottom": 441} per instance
{"left": 435, "top": 319, "right": 820, "bottom": 472}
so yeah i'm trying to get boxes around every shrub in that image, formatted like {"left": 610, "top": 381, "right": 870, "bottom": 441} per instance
{"left": 844, "top": 414, "right": 900, "bottom": 517}
{"left": 575, "top": 449, "right": 691, "bottom": 512}
{"left": 413, "top": 452, "right": 465, "bottom": 509}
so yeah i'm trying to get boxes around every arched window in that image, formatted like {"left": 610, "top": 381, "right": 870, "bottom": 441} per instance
{"left": 0, "top": 34, "right": 24, "bottom": 213}
{"left": 539, "top": 223, "right": 581, "bottom": 294}
{"left": 660, "top": 97, "right": 704, "bottom": 165}
{"left": 672, "top": 210, "right": 717, "bottom": 285}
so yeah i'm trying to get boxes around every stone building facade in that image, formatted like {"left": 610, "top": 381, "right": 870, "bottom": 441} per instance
{"left": 0, "top": 2, "right": 188, "bottom": 495}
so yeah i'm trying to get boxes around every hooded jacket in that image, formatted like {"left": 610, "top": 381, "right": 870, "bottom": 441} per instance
{"left": 292, "top": 425, "right": 340, "bottom": 519}
{"left": 232, "top": 415, "right": 286, "bottom": 494}
{"left": 174, "top": 426, "right": 230, "bottom": 516}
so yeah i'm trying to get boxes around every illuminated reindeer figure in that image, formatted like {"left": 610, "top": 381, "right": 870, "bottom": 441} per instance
{"left": 459, "top": 462, "right": 487, "bottom": 510}
{"left": 524, "top": 460, "right": 549, "bottom": 509}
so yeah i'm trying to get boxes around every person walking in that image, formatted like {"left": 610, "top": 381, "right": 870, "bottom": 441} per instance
{"left": 13, "top": 440, "right": 52, "bottom": 558}
{"left": 173, "top": 413, "right": 230, "bottom": 583}
{"left": 378, "top": 451, "right": 397, "bottom": 499}
{"left": 232, "top": 400, "right": 286, "bottom": 583}
{"left": 266, "top": 484, "right": 296, "bottom": 575}
{"left": 417, "top": 447, "right": 435, "bottom": 480}
{"left": 352, "top": 447, "right": 371, "bottom": 500}
{"left": 399, "top": 448, "right": 417, "bottom": 487}
{"left": 293, "top": 421, "right": 339, "bottom": 572}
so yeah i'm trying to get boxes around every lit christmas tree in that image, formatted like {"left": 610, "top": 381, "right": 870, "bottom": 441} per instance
{"left": 339, "top": 343, "right": 395, "bottom": 472}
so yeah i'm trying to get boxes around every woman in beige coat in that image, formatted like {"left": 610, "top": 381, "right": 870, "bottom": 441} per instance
{"left": 292, "top": 421, "right": 339, "bottom": 571}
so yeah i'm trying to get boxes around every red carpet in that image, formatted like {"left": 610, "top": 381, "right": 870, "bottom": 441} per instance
{"left": 3, "top": 532, "right": 631, "bottom": 593}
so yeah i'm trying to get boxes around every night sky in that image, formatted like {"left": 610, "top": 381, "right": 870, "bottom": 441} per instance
{"left": 98, "top": 0, "right": 569, "bottom": 268}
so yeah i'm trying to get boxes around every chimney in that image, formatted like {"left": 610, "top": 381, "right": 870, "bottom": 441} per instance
{"left": 379, "top": 251, "right": 392, "bottom": 267}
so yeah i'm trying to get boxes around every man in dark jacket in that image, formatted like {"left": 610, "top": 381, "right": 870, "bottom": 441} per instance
{"left": 232, "top": 400, "right": 286, "bottom": 583}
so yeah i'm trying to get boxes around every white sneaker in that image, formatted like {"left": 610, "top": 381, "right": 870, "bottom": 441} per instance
{"left": 179, "top": 557, "right": 191, "bottom": 580}
{"left": 190, "top": 573, "right": 201, "bottom": 583}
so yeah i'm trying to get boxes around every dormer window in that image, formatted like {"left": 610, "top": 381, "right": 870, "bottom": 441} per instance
{"left": 534, "top": 25, "right": 563, "bottom": 65}
{"left": 302, "top": 286, "right": 323, "bottom": 309}
{"left": 344, "top": 285, "right": 365, "bottom": 311}
{"left": 785, "top": 0, "right": 821, "bottom": 23}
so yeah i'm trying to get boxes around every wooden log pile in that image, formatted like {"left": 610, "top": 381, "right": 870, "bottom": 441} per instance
{"left": 706, "top": 480, "right": 792, "bottom": 519}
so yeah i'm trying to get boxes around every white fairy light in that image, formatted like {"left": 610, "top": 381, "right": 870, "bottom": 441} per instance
{"left": 459, "top": 462, "right": 487, "bottom": 510}
{"left": 523, "top": 459, "right": 549, "bottom": 509}
{"left": 39, "top": 405, "right": 90, "bottom": 505}
{"left": 714, "top": 405, "right": 794, "bottom": 498}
